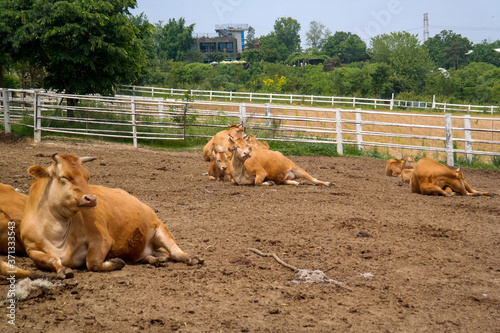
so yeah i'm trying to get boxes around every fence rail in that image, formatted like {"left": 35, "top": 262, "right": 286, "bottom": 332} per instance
{"left": 1, "top": 88, "right": 499, "bottom": 166}
{"left": 117, "top": 85, "right": 500, "bottom": 114}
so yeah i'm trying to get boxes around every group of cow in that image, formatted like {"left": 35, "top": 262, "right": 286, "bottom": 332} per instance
{"left": 385, "top": 155, "right": 490, "bottom": 196}
{"left": 203, "top": 124, "right": 330, "bottom": 186}
{"left": 203, "top": 124, "right": 490, "bottom": 197}
{"left": 1, "top": 154, "right": 203, "bottom": 280}
{"left": 0, "top": 125, "right": 491, "bottom": 280}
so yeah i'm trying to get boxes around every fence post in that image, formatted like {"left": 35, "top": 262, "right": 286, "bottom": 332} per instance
{"left": 464, "top": 114, "right": 472, "bottom": 163}
{"left": 445, "top": 113, "right": 454, "bottom": 166}
{"left": 355, "top": 109, "right": 363, "bottom": 151}
{"left": 131, "top": 99, "right": 137, "bottom": 148}
{"left": 270, "top": 93, "right": 273, "bottom": 104}
{"left": 336, "top": 108, "right": 343, "bottom": 155}
{"left": 2, "top": 88, "right": 11, "bottom": 133}
{"left": 239, "top": 103, "right": 247, "bottom": 125}
{"left": 265, "top": 103, "right": 271, "bottom": 127}
{"left": 34, "top": 92, "right": 42, "bottom": 143}
{"left": 352, "top": 97, "right": 356, "bottom": 108}
{"left": 290, "top": 94, "right": 293, "bottom": 104}
{"left": 432, "top": 95, "right": 436, "bottom": 109}
{"left": 158, "top": 101, "right": 164, "bottom": 120}
{"left": 390, "top": 93, "right": 394, "bottom": 110}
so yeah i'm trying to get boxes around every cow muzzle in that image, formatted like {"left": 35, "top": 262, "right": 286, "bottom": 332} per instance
{"left": 79, "top": 194, "right": 97, "bottom": 207}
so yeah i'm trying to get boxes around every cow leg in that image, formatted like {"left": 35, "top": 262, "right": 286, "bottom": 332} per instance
{"left": 419, "top": 184, "right": 453, "bottom": 196}
{"left": 86, "top": 241, "right": 125, "bottom": 272}
{"left": 1, "top": 260, "right": 31, "bottom": 279}
{"left": 463, "top": 180, "right": 488, "bottom": 196}
{"left": 253, "top": 171, "right": 273, "bottom": 186}
{"left": 141, "top": 255, "right": 168, "bottom": 267}
{"left": 290, "top": 168, "right": 331, "bottom": 186}
{"left": 153, "top": 225, "right": 203, "bottom": 265}
{"left": 26, "top": 249, "right": 74, "bottom": 279}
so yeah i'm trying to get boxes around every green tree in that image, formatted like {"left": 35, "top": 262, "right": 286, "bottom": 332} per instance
{"left": 154, "top": 18, "right": 194, "bottom": 61}
{"left": 8, "top": 0, "right": 147, "bottom": 98}
{"left": 425, "top": 30, "right": 472, "bottom": 69}
{"left": 245, "top": 26, "right": 259, "bottom": 50}
{"left": 0, "top": 0, "right": 46, "bottom": 88}
{"left": 258, "top": 33, "right": 288, "bottom": 63}
{"left": 241, "top": 49, "right": 265, "bottom": 63}
{"left": 468, "top": 40, "right": 500, "bottom": 66}
{"left": 305, "top": 21, "right": 331, "bottom": 50}
{"left": 456, "top": 62, "right": 499, "bottom": 103}
{"left": 182, "top": 49, "right": 205, "bottom": 63}
{"left": 322, "top": 32, "right": 367, "bottom": 63}
{"left": 273, "top": 17, "right": 301, "bottom": 56}
{"left": 371, "top": 32, "right": 433, "bottom": 92}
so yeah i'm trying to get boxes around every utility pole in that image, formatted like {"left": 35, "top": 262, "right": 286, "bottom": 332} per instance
{"left": 423, "top": 13, "right": 429, "bottom": 42}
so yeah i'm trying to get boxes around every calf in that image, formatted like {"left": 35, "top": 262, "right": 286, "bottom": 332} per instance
{"left": 410, "top": 158, "right": 489, "bottom": 196}
{"left": 385, "top": 156, "right": 415, "bottom": 176}
{"left": 208, "top": 149, "right": 231, "bottom": 181}
{"left": 21, "top": 154, "right": 203, "bottom": 278}
{"left": 227, "top": 134, "right": 330, "bottom": 186}
{"left": 400, "top": 169, "right": 413, "bottom": 183}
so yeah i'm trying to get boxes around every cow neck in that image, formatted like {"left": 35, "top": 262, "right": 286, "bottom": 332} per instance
{"left": 228, "top": 152, "right": 246, "bottom": 183}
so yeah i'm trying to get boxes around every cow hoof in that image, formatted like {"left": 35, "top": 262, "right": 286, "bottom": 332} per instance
{"left": 56, "top": 268, "right": 74, "bottom": 279}
{"left": 150, "top": 257, "right": 168, "bottom": 267}
{"left": 187, "top": 255, "right": 204, "bottom": 266}
{"left": 109, "top": 258, "right": 126, "bottom": 270}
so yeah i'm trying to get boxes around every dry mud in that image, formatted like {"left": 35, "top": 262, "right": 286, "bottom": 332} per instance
{"left": 0, "top": 134, "right": 499, "bottom": 332}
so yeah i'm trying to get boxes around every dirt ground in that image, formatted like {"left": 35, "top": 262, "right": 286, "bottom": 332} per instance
{"left": 0, "top": 133, "right": 499, "bottom": 333}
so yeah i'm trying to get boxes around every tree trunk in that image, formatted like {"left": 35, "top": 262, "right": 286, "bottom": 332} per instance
{"left": 66, "top": 93, "right": 78, "bottom": 118}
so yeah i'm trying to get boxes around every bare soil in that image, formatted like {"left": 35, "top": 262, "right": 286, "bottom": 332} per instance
{"left": 1, "top": 134, "right": 499, "bottom": 333}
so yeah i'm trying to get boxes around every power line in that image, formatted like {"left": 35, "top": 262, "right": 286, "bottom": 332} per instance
{"left": 430, "top": 25, "right": 500, "bottom": 32}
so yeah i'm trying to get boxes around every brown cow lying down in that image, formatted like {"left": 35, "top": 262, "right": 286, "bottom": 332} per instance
{"left": 385, "top": 156, "right": 415, "bottom": 176}
{"left": 0, "top": 183, "right": 27, "bottom": 254}
{"left": 21, "top": 154, "right": 203, "bottom": 279}
{"left": 203, "top": 124, "right": 245, "bottom": 161}
{"left": 410, "top": 158, "right": 489, "bottom": 196}
{"left": 0, "top": 184, "right": 55, "bottom": 279}
{"left": 227, "top": 134, "right": 330, "bottom": 186}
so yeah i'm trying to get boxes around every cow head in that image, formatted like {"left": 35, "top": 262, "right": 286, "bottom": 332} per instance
{"left": 228, "top": 134, "right": 252, "bottom": 161}
{"left": 402, "top": 156, "right": 415, "bottom": 169}
{"left": 28, "top": 153, "right": 97, "bottom": 218}
{"left": 211, "top": 149, "right": 228, "bottom": 172}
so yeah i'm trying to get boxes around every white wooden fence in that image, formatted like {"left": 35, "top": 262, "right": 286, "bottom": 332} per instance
{"left": 118, "top": 85, "right": 500, "bottom": 114}
{"left": 1, "top": 88, "right": 499, "bottom": 166}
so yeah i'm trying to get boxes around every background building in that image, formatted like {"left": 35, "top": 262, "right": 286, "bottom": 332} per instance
{"left": 192, "top": 24, "right": 248, "bottom": 62}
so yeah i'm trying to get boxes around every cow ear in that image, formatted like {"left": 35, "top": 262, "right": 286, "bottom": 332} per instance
{"left": 243, "top": 134, "right": 250, "bottom": 141}
{"left": 28, "top": 165, "right": 50, "bottom": 179}
{"left": 228, "top": 134, "right": 234, "bottom": 144}
{"left": 80, "top": 156, "right": 96, "bottom": 164}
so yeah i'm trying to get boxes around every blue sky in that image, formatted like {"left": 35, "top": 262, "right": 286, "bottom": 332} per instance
{"left": 130, "top": 0, "right": 499, "bottom": 46}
